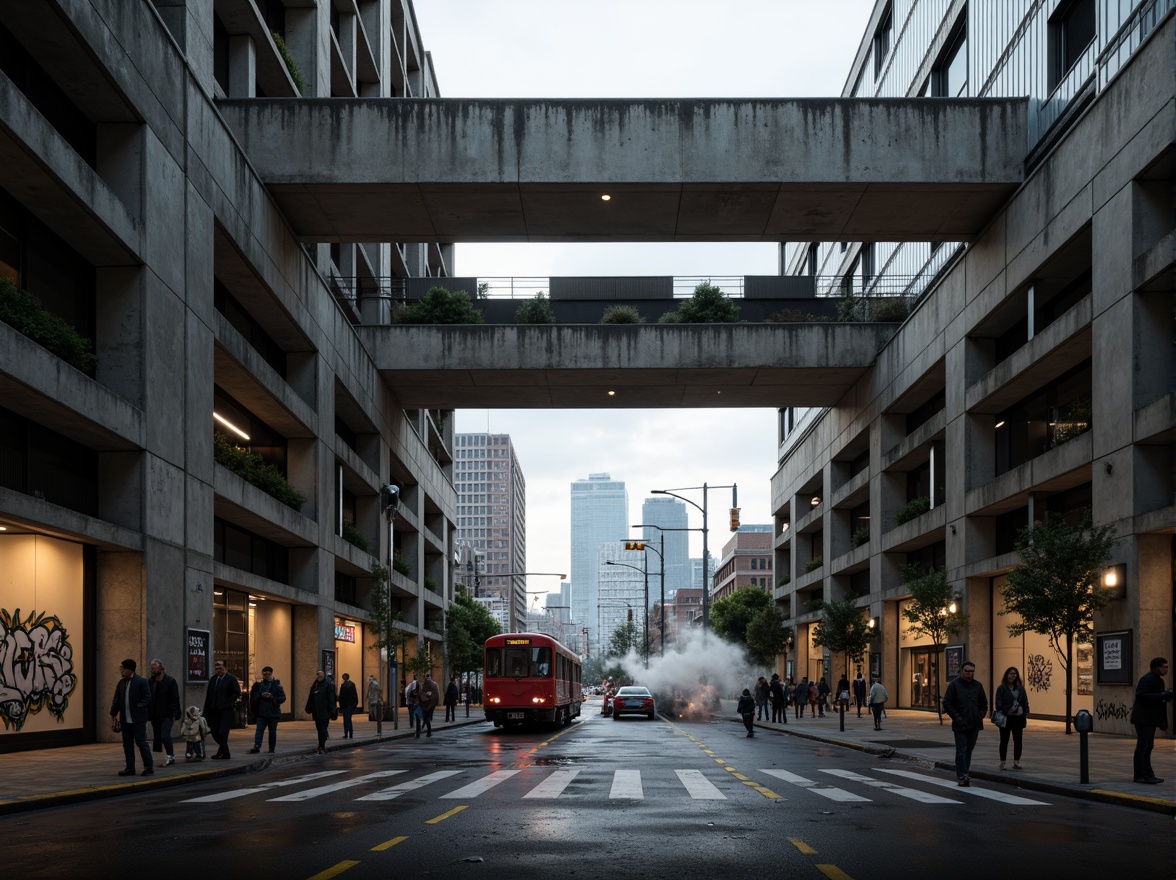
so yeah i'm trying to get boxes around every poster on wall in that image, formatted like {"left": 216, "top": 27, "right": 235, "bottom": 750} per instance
{"left": 870, "top": 652, "right": 881, "bottom": 679}
{"left": 187, "top": 629, "right": 210, "bottom": 683}
{"left": 1096, "top": 630, "right": 1132, "bottom": 684}
{"left": 944, "top": 645, "right": 964, "bottom": 682}
{"left": 1077, "top": 645, "right": 1094, "bottom": 696}
{"left": 322, "top": 649, "right": 336, "bottom": 682}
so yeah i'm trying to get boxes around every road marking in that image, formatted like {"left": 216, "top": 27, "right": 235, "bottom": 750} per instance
{"left": 610, "top": 769, "right": 643, "bottom": 799}
{"left": 875, "top": 769, "right": 1050, "bottom": 805}
{"left": 440, "top": 769, "right": 521, "bottom": 799}
{"left": 523, "top": 769, "right": 580, "bottom": 798}
{"left": 760, "top": 769, "right": 870, "bottom": 802}
{"left": 355, "top": 770, "right": 461, "bottom": 801}
{"left": 182, "top": 771, "right": 346, "bottom": 803}
{"left": 426, "top": 805, "right": 468, "bottom": 823}
{"left": 371, "top": 836, "right": 408, "bottom": 852}
{"left": 819, "top": 769, "right": 960, "bottom": 804}
{"left": 788, "top": 837, "right": 817, "bottom": 854}
{"left": 816, "top": 864, "right": 854, "bottom": 880}
{"left": 675, "top": 769, "right": 727, "bottom": 799}
{"left": 269, "top": 771, "right": 406, "bottom": 802}
{"left": 306, "top": 860, "right": 360, "bottom": 880}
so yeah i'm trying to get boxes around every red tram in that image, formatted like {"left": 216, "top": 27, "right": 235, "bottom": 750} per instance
{"left": 483, "top": 633, "right": 582, "bottom": 728}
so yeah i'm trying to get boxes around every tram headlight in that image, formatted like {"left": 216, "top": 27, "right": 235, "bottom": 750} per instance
{"left": 532, "top": 696, "right": 546, "bottom": 704}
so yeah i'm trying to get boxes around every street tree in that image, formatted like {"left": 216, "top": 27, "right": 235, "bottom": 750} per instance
{"left": 1000, "top": 514, "right": 1115, "bottom": 734}
{"left": 900, "top": 565, "right": 968, "bottom": 725}
{"left": 608, "top": 619, "right": 641, "bottom": 658}
{"left": 745, "top": 605, "right": 791, "bottom": 669}
{"left": 711, "top": 586, "right": 773, "bottom": 648}
{"left": 367, "top": 560, "right": 406, "bottom": 717}
{"left": 810, "top": 593, "right": 873, "bottom": 680}
{"left": 445, "top": 589, "right": 501, "bottom": 693}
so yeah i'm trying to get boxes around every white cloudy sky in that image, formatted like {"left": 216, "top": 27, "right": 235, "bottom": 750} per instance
{"left": 412, "top": 1, "right": 876, "bottom": 599}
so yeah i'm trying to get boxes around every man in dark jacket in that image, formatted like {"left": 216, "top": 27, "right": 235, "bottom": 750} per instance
{"left": 769, "top": 673, "right": 787, "bottom": 724}
{"left": 305, "top": 670, "right": 337, "bottom": 754}
{"left": 148, "top": 659, "right": 181, "bottom": 766}
{"left": 204, "top": 658, "right": 242, "bottom": 759}
{"left": 110, "top": 659, "right": 154, "bottom": 776}
{"left": 853, "top": 673, "right": 867, "bottom": 717}
{"left": 942, "top": 660, "right": 987, "bottom": 786}
{"left": 444, "top": 675, "right": 460, "bottom": 722}
{"left": 1132, "top": 657, "right": 1172, "bottom": 784}
{"left": 248, "top": 666, "right": 286, "bottom": 754}
{"left": 338, "top": 673, "right": 359, "bottom": 739}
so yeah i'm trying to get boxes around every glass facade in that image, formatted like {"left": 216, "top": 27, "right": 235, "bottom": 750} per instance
{"left": 570, "top": 473, "right": 629, "bottom": 654}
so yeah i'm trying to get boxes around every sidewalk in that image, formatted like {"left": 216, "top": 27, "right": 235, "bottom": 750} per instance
{"left": 0, "top": 707, "right": 484, "bottom": 816}
{"left": 730, "top": 702, "right": 1174, "bottom": 815}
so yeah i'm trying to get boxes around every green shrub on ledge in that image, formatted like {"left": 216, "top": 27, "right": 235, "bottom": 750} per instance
{"left": 271, "top": 32, "right": 305, "bottom": 91}
{"left": 0, "top": 276, "right": 97, "bottom": 373}
{"left": 852, "top": 526, "right": 870, "bottom": 548}
{"left": 894, "top": 496, "right": 931, "bottom": 526}
{"left": 341, "top": 520, "right": 370, "bottom": 553}
{"left": 803, "top": 557, "right": 823, "bottom": 573}
{"left": 213, "top": 432, "right": 305, "bottom": 511}
{"left": 392, "top": 552, "right": 412, "bottom": 577}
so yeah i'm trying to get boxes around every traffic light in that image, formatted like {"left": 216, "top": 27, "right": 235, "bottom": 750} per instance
{"left": 729, "top": 507, "right": 741, "bottom": 531}
{"left": 624, "top": 541, "right": 644, "bottom": 551}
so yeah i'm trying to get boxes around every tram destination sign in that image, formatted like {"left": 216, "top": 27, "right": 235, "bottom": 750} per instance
{"left": 505, "top": 638, "right": 532, "bottom": 645}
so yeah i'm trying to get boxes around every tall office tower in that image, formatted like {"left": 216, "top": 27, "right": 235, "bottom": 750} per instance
{"left": 596, "top": 541, "right": 646, "bottom": 657}
{"left": 639, "top": 497, "right": 691, "bottom": 599}
{"left": 455, "top": 434, "right": 527, "bottom": 631}
{"left": 689, "top": 555, "right": 716, "bottom": 604}
{"left": 570, "top": 473, "right": 629, "bottom": 655}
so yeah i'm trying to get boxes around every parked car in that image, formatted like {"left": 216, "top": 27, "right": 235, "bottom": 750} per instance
{"left": 612, "top": 686, "right": 656, "bottom": 720}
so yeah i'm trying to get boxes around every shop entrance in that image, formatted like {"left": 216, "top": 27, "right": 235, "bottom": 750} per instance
{"left": 910, "top": 648, "right": 939, "bottom": 711}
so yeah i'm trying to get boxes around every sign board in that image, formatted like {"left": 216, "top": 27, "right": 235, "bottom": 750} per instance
{"left": 335, "top": 623, "right": 356, "bottom": 643}
{"left": 1096, "top": 630, "right": 1132, "bottom": 684}
{"left": 322, "top": 649, "right": 336, "bottom": 682}
{"left": 944, "top": 645, "right": 964, "bottom": 682}
{"left": 186, "top": 628, "right": 211, "bottom": 684}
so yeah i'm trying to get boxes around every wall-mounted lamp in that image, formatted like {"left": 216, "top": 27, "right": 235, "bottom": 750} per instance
{"left": 1104, "top": 462, "right": 1113, "bottom": 475}
{"left": 1102, "top": 563, "right": 1127, "bottom": 599}
{"left": 950, "top": 524, "right": 957, "bottom": 535}
{"left": 810, "top": 495, "right": 821, "bottom": 507}
{"left": 867, "top": 617, "right": 877, "bottom": 630}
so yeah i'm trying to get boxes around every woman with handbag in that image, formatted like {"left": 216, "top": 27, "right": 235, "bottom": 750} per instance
{"left": 994, "top": 666, "right": 1030, "bottom": 770}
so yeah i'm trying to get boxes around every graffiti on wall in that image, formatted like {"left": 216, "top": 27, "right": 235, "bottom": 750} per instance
{"left": 0, "top": 608, "right": 78, "bottom": 731}
{"left": 1026, "top": 653, "right": 1053, "bottom": 692}
{"left": 1094, "top": 699, "right": 1130, "bottom": 722}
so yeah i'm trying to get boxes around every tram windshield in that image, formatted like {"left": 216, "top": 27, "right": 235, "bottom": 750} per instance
{"left": 486, "top": 645, "right": 554, "bottom": 678}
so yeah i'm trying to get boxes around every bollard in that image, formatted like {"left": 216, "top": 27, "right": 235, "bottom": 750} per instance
{"left": 839, "top": 698, "right": 845, "bottom": 732}
{"left": 1074, "top": 709, "right": 1094, "bottom": 784}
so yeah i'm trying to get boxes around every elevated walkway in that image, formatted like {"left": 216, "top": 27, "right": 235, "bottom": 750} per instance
{"left": 218, "top": 98, "right": 1027, "bottom": 242}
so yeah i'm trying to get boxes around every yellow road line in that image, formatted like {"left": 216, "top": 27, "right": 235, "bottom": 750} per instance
{"left": 788, "top": 837, "right": 817, "bottom": 855}
{"left": 307, "top": 860, "right": 360, "bottom": 880}
{"left": 816, "top": 865, "right": 854, "bottom": 880}
{"left": 740, "top": 780, "right": 783, "bottom": 799}
{"left": 371, "top": 835, "right": 408, "bottom": 852}
{"left": 1089, "top": 789, "right": 1174, "bottom": 807}
{"left": 426, "top": 805, "right": 468, "bottom": 824}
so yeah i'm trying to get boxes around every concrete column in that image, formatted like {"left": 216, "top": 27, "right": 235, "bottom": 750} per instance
{"left": 228, "top": 35, "right": 257, "bottom": 98}
{"left": 95, "top": 550, "right": 146, "bottom": 743}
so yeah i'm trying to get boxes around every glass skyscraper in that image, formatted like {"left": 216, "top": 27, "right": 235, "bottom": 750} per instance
{"left": 639, "top": 496, "right": 691, "bottom": 599}
{"left": 570, "top": 473, "right": 628, "bottom": 655}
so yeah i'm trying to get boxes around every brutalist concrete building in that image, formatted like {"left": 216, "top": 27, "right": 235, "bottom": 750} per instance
{"left": 0, "top": 1, "right": 459, "bottom": 749}
{"left": 775, "top": 0, "right": 1173, "bottom": 732}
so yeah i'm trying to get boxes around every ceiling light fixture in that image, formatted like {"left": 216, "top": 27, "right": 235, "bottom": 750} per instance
{"left": 213, "top": 411, "right": 251, "bottom": 440}
{"left": 994, "top": 420, "right": 1005, "bottom": 429}
{"left": 600, "top": 194, "right": 611, "bottom": 201}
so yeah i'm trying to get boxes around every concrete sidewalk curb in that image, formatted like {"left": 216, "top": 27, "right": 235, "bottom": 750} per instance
{"left": 753, "top": 720, "right": 1176, "bottom": 816}
{"left": 0, "top": 719, "right": 484, "bottom": 817}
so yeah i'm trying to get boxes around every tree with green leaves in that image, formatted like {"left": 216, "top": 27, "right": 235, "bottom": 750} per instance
{"left": 367, "top": 560, "right": 406, "bottom": 719}
{"left": 445, "top": 589, "right": 502, "bottom": 679}
{"left": 402, "top": 286, "right": 484, "bottom": 324}
{"left": 1000, "top": 514, "right": 1115, "bottom": 734}
{"left": 608, "top": 620, "right": 641, "bottom": 658}
{"left": 810, "top": 593, "right": 873, "bottom": 680}
{"left": 901, "top": 565, "right": 968, "bottom": 724}
{"left": 710, "top": 586, "right": 773, "bottom": 648}
{"left": 745, "top": 605, "right": 791, "bottom": 668}
{"left": 514, "top": 292, "right": 557, "bottom": 324}
{"left": 658, "top": 281, "right": 741, "bottom": 323}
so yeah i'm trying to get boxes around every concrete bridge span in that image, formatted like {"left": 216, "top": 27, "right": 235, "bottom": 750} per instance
{"left": 219, "top": 98, "right": 1027, "bottom": 243}
{"left": 358, "top": 323, "right": 896, "bottom": 409}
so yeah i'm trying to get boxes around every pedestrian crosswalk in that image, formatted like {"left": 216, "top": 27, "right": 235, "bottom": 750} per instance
{"left": 180, "top": 766, "right": 1051, "bottom": 807}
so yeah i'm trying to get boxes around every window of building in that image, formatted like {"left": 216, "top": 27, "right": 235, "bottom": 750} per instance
{"left": 213, "top": 13, "right": 229, "bottom": 94}
{"left": 214, "top": 280, "right": 287, "bottom": 378}
{"left": 994, "top": 361, "right": 1093, "bottom": 475}
{"left": 0, "top": 405, "right": 98, "bottom": 516}
{"left": 214, "top": 518, "right": 290, "bottom": 583}
{"left": 873, "top": 3, "right": 893, "bottom": 80}
{"left": 213, "top": 385, "right": 289, "bottom": 474}
{"left": 806, "top": 243, "right": 819, "bottom": 275}
{"left": 1050, "top": 0, "right": 1096, "bottom": 89}
{"left": 932, "top": 18, "right": 968, "bottom": 97}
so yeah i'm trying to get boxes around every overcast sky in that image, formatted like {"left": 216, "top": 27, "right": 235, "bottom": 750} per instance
{"left": 412, "top": 1, "right": 876, "bottom": 600}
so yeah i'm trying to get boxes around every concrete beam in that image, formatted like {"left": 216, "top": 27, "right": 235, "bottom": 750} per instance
{"left": 358, "top": 323, "right": 895, "bottom": 409}
{"left": 218, "top": 98, "right": 1027, "bottom": 243}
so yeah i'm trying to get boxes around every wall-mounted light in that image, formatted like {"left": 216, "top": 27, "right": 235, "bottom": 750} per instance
{"left": 867, "top": 617, "right": 876, "bottom": 630}
{"left": 1102, "top": 563, "right": 1127, "bottom": 599}
{"left": 994, "top": 420, "right": 1006, "bottom": 429}
{"left": 810, "top": 495, "right": 821, "bottom": 507}
{"left": 213, "top": 411, "right": 250, "bottom": 441}
{"left": 780, "top": 522, "right": 790, "bottom": 533}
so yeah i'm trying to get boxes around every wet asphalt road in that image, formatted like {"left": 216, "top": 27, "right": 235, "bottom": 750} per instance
{"left": 4, "top": 707, "right": 1171, "bottom": 880}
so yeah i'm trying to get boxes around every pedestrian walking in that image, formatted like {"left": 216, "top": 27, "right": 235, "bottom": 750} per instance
{"left": 109, "top": 658, "right": 154, "bottom": 776}
{"left": 816, "top": 677, "right": 830, "bottom": 717}
{"left": 794, "top": 678, "right": 809, "bottom": 718}
{"left": 444, "top": 675, "right": 459, "bottom": 721}
{"left": 993, "top": 666, "right": 1030, "bottom": 771}
{"left": 808, "top": 680, "right": 819, "bottom": 717}
{"left": 367, "top": 674, "right": 382, "bottom": 720}
{"left": 305, "top": 670, "right": 337, "bottom": 754}
{"left": 338, "top": 672, "right": 359, "bottom": 739}
{"left": 419, "top": 671, "right": 441, "bottom": 737}
{"left": 1130, "top": 656, "right": 1172, "bottom": 784}
{"left": 736, "top": 687, "right": 756, "bottom": 737}
{"left": 181, "top": 705, "right": 211, "bottom": 761}
{"left": 769, "top": 673, "right": 787, "bottom": 724}
{"left": 867, "top": 678, "right": 888, "bottom": 730}
{"left": 754, "top": 676, "right": 770, "bottom": 721}
{"left": 405, "top": 675, "right": 422, "bottom": 736}
{"left": 204, "top": 658, "right": 242, "bottom": 760}
{"left": 853, "top": 673, "right": 867, "bottom": 717}
{"left": 148, "top": 659, "right": 181, "bottom": 766}
{"left": 836, "top": 674, "right": 851, "bottom": 713}
{"left": 248, "top": 666, "right": 286, "bottom": 754}
{"left": 942, "top": 660, "right": 987, "bottom": 786}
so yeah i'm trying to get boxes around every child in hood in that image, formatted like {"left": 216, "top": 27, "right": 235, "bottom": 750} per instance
{"left": 181, "top": 705, "right": 211, "bottom": 761}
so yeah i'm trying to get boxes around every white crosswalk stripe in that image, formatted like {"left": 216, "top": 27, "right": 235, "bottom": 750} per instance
{"left": 759, "top": 768, "right": 870, "bottom": 802}
{"left": 874, "top": 769, "right": 1050, "bottom": 805}
{"left": 610, "top": 769, "right": 643, "bottom": 799}
{"left": 818, "top": 769, "right": 961, "bottom": 804}
{"left": 355, "top": 770, "right": 462, "bottom": 801}
{"left": 440, "top": 769, "right": 521, "bottom": 799}
{"left": 269, "top": 770, "right": 407, "bottom": 802}
{"left": 523, "top": 768, "right": 580, "bottom": 798}
{"left": 675, "top": 769, "right": 727, "bottom": 799}
{"left": 181, "top": 771, "right": 347, "bottom": 803}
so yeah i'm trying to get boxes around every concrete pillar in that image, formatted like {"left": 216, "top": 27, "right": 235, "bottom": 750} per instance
{"left": 95, "top": 550, "right": 146, "bottom": 743}
{"left": 228, "top": 35, "right": 257, "bottom": 98}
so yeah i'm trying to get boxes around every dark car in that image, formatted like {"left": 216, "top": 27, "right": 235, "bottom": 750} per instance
{"left": 612, "top": 686, "right": 656, "bottom": 720}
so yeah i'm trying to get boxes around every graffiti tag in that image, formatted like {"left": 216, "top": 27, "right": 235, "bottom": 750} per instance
{"left": 0, "top": 608, "right": 78, "bottom": 731}
{"left": 1026, "top": 653, "right": 1053, "bottom": 692}
{"left": 1094, "top": 700, "right": 1130, "bottom": 722}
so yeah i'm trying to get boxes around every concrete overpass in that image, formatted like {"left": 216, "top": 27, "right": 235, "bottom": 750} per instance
{"left": 219, "top": 98, "right": 1027, "bottom": 243}
{"left": 357, "top": 323, "right": 896, "bottom": 409}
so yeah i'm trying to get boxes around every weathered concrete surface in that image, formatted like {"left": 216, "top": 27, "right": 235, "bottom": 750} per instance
{"left": 358, "top": 323, "right": 895, "bottom": 409}
{"left": 218, "top": 98, "right": 1027, "bottom": 242}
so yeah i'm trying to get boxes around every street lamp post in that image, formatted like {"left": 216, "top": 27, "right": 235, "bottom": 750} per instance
{"left": 379, "top": 483, "right": 401, "bottom": 733}
{"left": 631, "top": 525, "right": 672, "bottom": 655}
{"left": 605, "top": 559, "right": 648, "bottom": 667}
{"left": 651, "top": 483, "right": 737, "bottom": 640}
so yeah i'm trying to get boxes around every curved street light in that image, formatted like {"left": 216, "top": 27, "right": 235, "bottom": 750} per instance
{"left": 605, "top": 560, "right": 648, "bottom": 667}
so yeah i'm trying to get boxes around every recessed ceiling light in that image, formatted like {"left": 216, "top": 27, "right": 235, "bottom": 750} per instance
{"left": 607, "top": 390, "right": 616, "bottom": 396}
{"left": 600, "top": 194, "right": 611, "bottom": 201}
